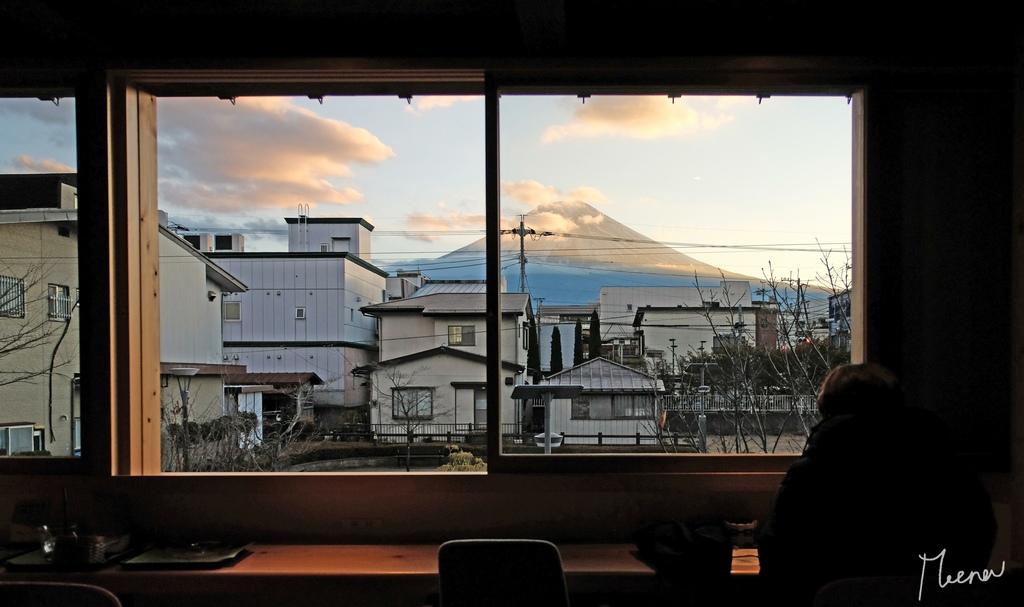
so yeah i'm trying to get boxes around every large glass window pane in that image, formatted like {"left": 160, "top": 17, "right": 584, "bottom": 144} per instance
{"left": 499, "top": 94, "right": 852, "bottom": 455}
{"left": 156, "top": 94, "right": 486, "bottom": 472}
{"left": 0, "top": 96, "right": 80, "bottom": 457}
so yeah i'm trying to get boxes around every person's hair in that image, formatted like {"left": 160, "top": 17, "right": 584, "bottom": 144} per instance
{"left": 816, "top": 362, "right": 903, "bottom": 418}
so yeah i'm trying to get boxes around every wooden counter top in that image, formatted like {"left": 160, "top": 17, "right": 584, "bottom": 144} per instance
{"left": 2, "top": 544, "right": 759, "bottom": 606}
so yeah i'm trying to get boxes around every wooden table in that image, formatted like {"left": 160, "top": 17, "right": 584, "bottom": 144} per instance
{"left": 2, "top": 544, "right": 759, "bottom": 606}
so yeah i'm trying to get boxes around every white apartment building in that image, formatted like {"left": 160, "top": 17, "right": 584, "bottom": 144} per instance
{"left": 207, "top": 216, "right": 388, "bottom": 419}
{"left": 600, "top": 282, "right": 781, "bottom": 364}
{"left": 0, "top": 174, "right": 80, "bottom": 455}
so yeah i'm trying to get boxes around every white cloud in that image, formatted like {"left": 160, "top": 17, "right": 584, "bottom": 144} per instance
{"left": 541, "top": 96, "right": 735, "bottom": 142}
{"left": 501, "top": 180, "right": 610, "bottom": 207}
{"left": 511, "top": 211, "right": 579, "bottom": 234}
{"left": 158, "top": 97, "right": 394, "bottom": 212}
{"left": 713, "top": 96, "right": 756, "bottom": 109}
{"left": 405, "top": 96, "right": 481, "bottom": 114}
{"left": 403, "top": 211, "right": 486, "bottom": 241}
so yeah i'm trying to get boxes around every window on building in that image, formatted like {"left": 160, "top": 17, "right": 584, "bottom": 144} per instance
{"left": 448, "top": 325, "right": 476, "bottom": 346}
{"left": 0, "top": 424, "right": 35, "bottom": 455}
{"left": 0, "top": 275, "right": 25, "bottom": 317}
{"left": 612, "top": 394, "right": 655, "bottom": 419}
{"left": 48, "top": 284, "right": 72, "bottom": 320}
{"left": 392, "top": 388, "right": 433, "bottom": 419}
{"left": 295, "top": 307, "right": 306, "bottom": 319}
{"left": 223, "top": 301, "right": 241, "bottom": 321}
{"left": 571, "top": 396, "right": 591, "bottom": 420}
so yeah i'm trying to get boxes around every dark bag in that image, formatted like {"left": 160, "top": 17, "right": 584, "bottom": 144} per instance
{"left": 634, "top": 520, "right": 733, "bottom": 598}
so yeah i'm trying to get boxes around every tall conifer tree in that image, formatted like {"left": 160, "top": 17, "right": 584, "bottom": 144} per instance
{"left": 573, "top": 319, "right": 584, "bottom": 367}
{"left": 527, "top": 318, "right": 540, "bottom": 381}
{"left": 550, "top": 326, "right": 564, "bottom": 373}
{"left": 588, "top": 311, "right": 602, "bottom": 360}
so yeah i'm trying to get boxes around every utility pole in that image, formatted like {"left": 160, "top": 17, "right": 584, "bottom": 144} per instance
{"left": 500, "top": 215, "right": 553, "bottom": 293}
{"left": 517, "top": 215, "right": 529, "bottom": 292}
{"left": 669, "top": 337, "right": 678, "bottom": 396}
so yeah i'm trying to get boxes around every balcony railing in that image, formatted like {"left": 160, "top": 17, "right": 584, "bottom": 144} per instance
{"left": 48, "top": 292, "right": 72, "bottom": 320}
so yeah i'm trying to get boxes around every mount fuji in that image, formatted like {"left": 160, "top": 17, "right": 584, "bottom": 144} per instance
{"left": 389, "top": 200, "right": 759, "bottom": 306}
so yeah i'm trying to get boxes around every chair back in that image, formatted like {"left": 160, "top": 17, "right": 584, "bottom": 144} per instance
{"left": 438, "top": 539, "right": 570, "bottom": 607}
{"left": 0, "top": 581, "right": 123, "bottom": 607}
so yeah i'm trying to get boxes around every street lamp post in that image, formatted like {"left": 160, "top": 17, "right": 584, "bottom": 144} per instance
{"left": 686, "top": 360, "right": 719, "bottom": 454}
{"left": 171, "top": 367, "right": 199, "bottom": 471}
{"left": 669, "top": 338, "right": 677, "bottom": 377}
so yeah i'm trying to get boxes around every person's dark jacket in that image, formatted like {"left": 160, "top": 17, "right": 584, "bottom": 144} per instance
{"left": 757, "top": 405, "right": 995, "bottom": 605}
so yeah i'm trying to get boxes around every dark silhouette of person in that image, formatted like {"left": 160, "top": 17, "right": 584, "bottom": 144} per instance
{"left": 757, "top": 362, "right": 996, "bottom": 605}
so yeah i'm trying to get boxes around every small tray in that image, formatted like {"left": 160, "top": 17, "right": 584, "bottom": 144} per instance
{"left": 0, "top": 545, "right": 33, "bottom": 564}
{"left": 3, "top": 547, "right": 136, "bottom": 571}
{"left": 121, "top": 542, "right": 252, "bottom": 570}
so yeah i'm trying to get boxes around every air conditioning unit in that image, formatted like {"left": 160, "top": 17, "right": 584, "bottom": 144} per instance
{"left": 183, "top": 234, "right": 213, "bottom": 251}
{"left": 214, "top": 233, "right": 245, "bottom": 252}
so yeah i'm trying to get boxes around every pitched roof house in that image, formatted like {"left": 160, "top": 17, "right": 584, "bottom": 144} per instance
{"left": 538, "top": 357, "right": 666, "bottom": 445}
{"left": 359, "top": 292, "right": 531, "bottom": 434}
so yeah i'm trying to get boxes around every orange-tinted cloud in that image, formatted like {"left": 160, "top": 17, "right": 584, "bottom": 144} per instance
{"left": 501, "top": 180, "right": 609, "bottom": 207}
{"left": 10, "top": 155, "right": 76, "bottom": 173}
{"left": 541, "top": 96, "right": 735, "bottom": 142}
{"left": 512, "top": 210, "right": 580, "bottom": 234}
{"left": 405, "top": 96, "right": 481, "bottom": 114}
{"left": 403, "top": 211, "right": 486, "bottom": 241}
{"left": 158, "top": 97, "right": 394, "bottom": 211}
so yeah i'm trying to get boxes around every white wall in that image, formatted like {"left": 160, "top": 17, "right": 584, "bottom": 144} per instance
{"left": 598, "top": 282, "right": 755, "bottom": 341}
{"left": 216, "top": 256, "right": 383, "bottom": 345}
{"left": 0, "top": 220, "right": 80, "bottom": 455}
{"left": 378, "top": 313, "right": 528, "bottom": 367}
{"left": 371, "top": 353, "right": 520, "bottom": 428}
{"left": 288, "top": 220, "right": 373, "bottom": 260}
{"left": 159, "top": 233, "right": 227, "bottom": 365}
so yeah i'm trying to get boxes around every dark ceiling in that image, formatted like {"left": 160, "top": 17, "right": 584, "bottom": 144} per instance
{"left": 1, "top": 0, "right": 1018, "bottom": 63}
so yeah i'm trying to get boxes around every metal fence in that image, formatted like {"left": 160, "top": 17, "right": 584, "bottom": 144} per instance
{"left": 319, "top": 400, "right": 815, "bottom": 446}
{"left": 322, "top": 423, "right": 492, "bottom": 444}
{"left": 664, "top": 394, "right": 816, "bottom": 414}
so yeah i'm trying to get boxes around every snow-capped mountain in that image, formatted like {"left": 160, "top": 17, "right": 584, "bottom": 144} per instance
{"left": 391, "top": 200, "right": 758, "bottom": 306}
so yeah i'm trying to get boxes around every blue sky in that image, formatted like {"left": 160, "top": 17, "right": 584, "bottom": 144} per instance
{"left": 1, "top": 93, "right": 851, "bottom": 287}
